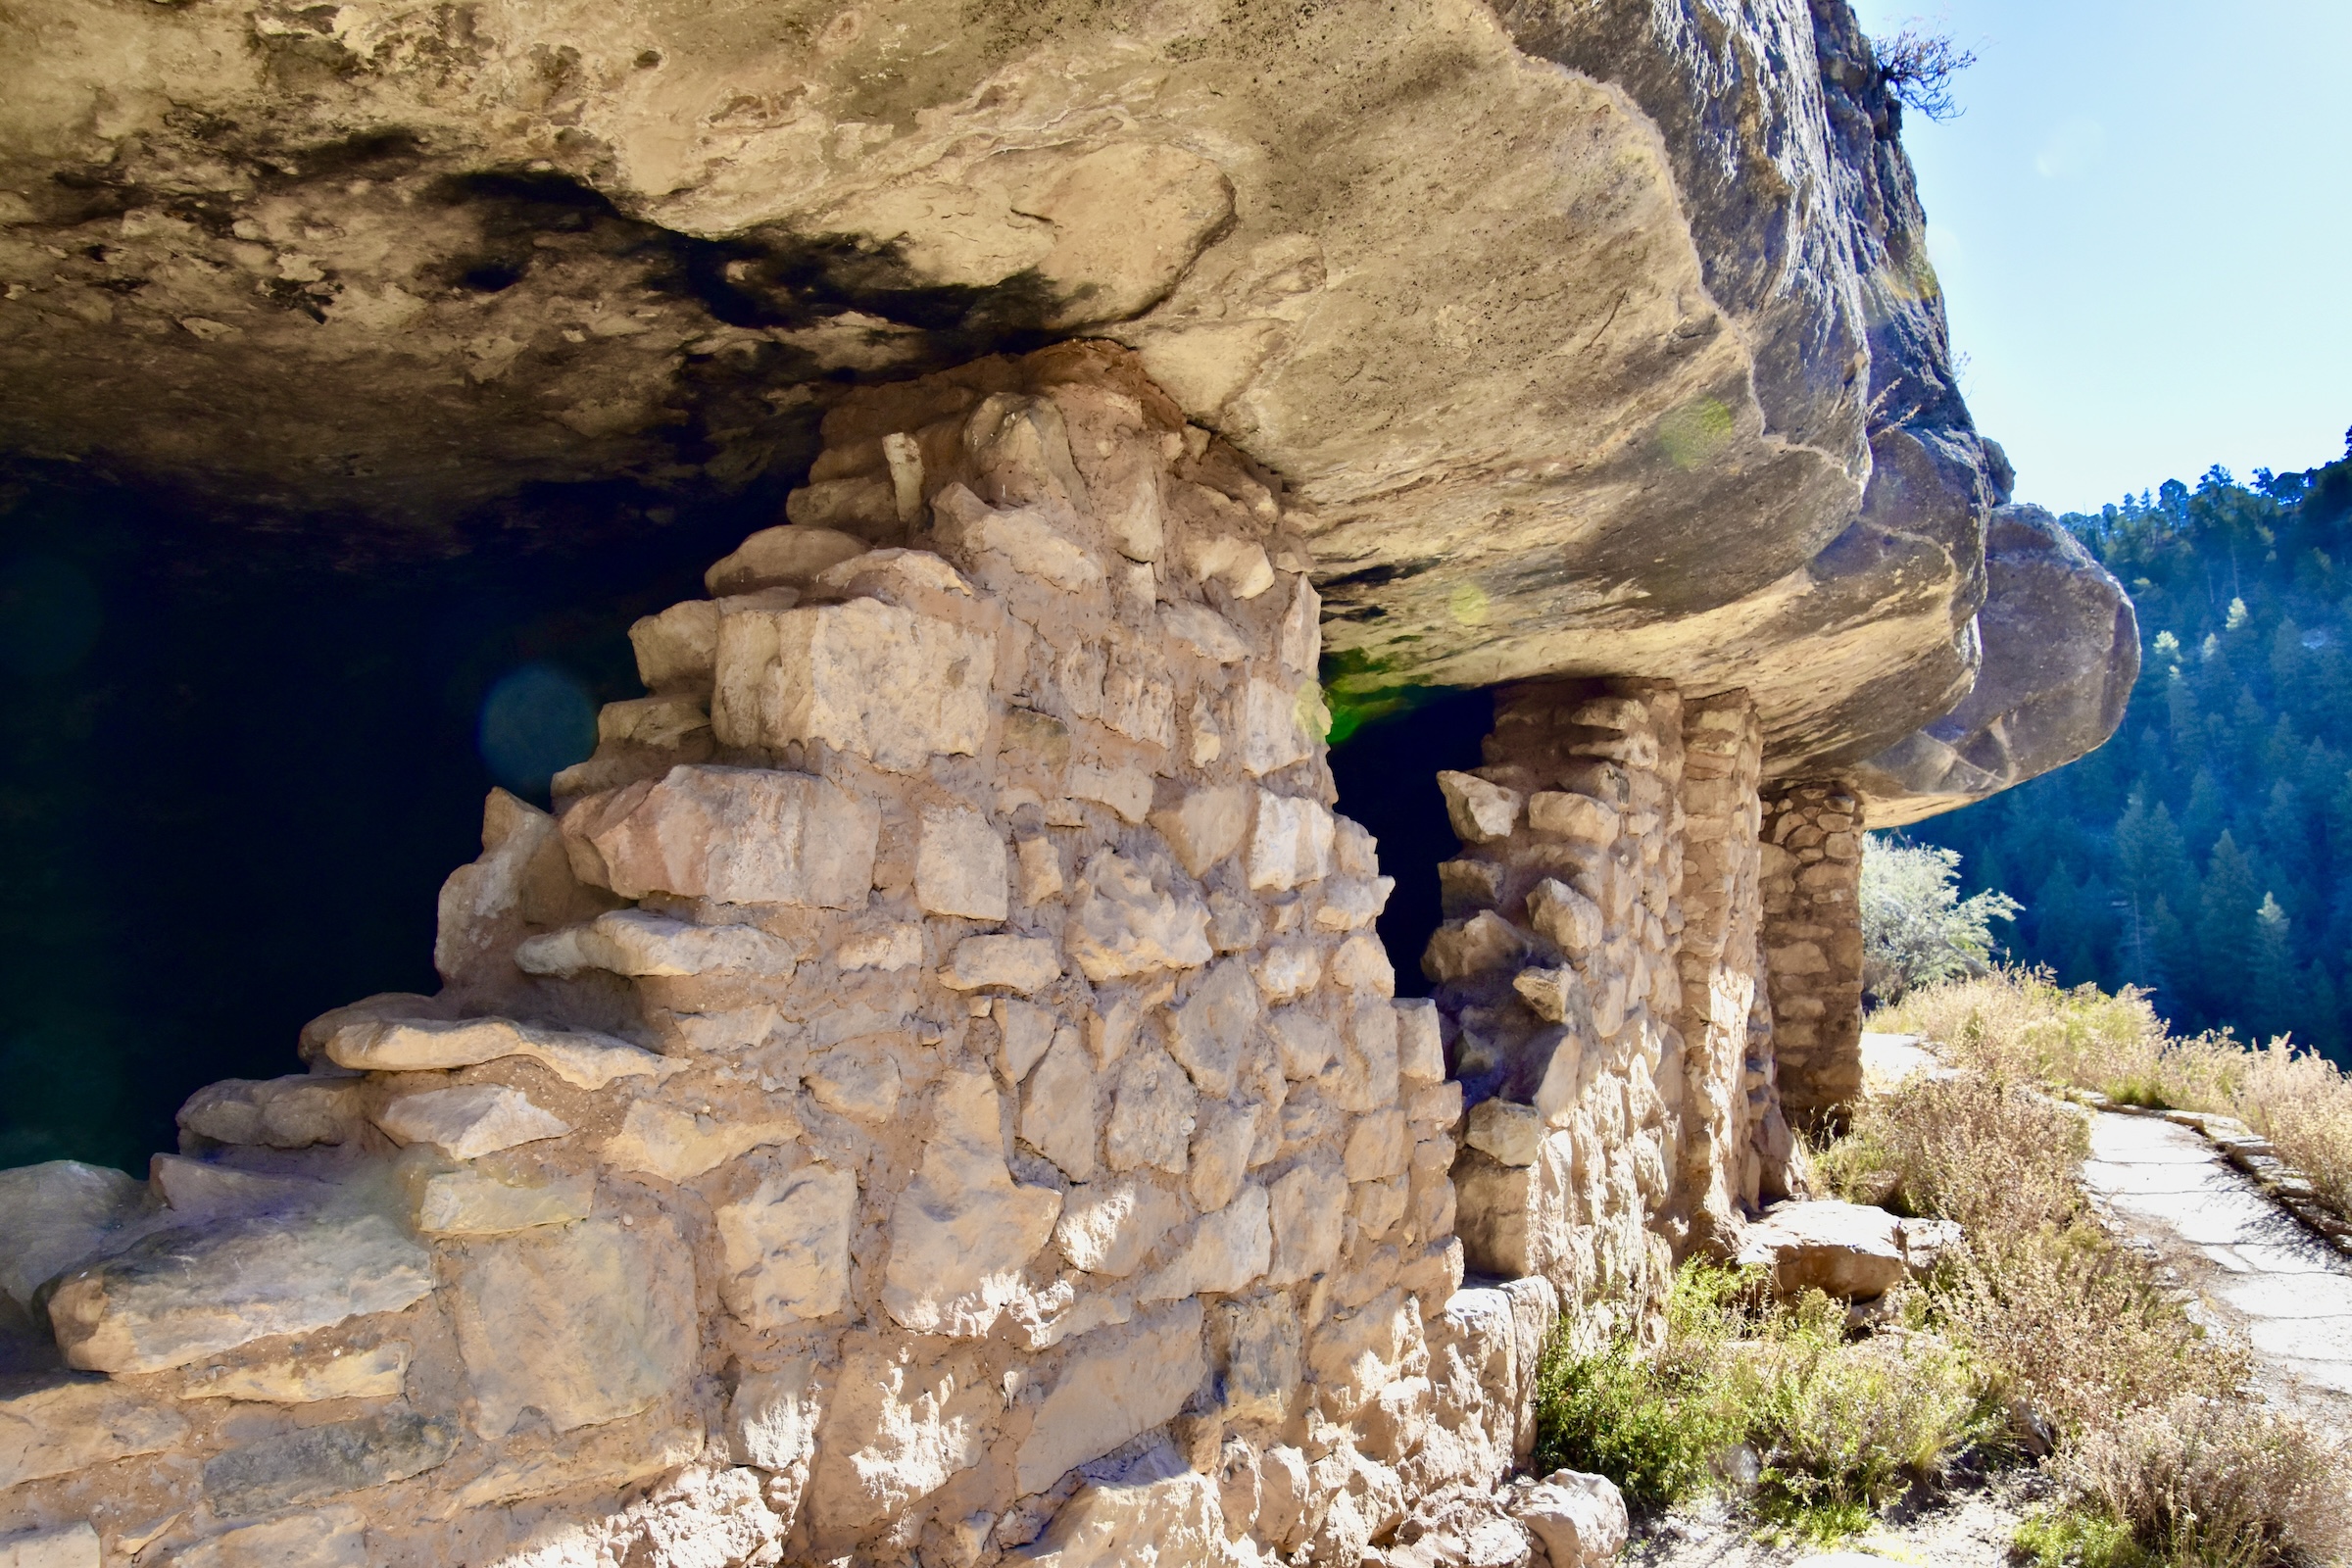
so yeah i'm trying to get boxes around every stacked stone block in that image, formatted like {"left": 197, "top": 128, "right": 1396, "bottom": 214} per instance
{"left": 1758, "top": 781, "right": 1866, "bottom": 1120}
{"left": 1421, "top": 680, "right": 1686, "bottom": 1351}
{"left": 0, "top": 347, "right": 1541, "bottom": 1568}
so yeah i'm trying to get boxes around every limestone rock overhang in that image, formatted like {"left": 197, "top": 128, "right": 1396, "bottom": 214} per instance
{"left": 0, "top": 0, "right": 2128, "bottom": 812}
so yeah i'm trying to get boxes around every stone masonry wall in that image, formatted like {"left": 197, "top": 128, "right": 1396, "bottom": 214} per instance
{"left": 0, "top": 347, "right": 1555, "bottom": 1568}
{"left": 1420, "top": 681, "right": 1688, "bottom": 1353}
{"left": 1758, "top": 782, "right": 1866, "bottom": 1120}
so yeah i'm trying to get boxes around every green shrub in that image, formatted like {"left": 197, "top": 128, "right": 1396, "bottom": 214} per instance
{"left": 1530, "top": 1264, "right": 1990, "bottom": 1540}
{"left": 1530, "top": 1265, "right": 1742, "bottom": 1508}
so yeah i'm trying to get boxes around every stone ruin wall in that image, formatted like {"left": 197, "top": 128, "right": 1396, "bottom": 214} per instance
{"left": 1756, "top": 783, "right": 1867, "bottom": 1121}
{"left": 1420, "top": 684, "right": 1796, "bottom": 1356}
{"left": 0, "top": 346, "right": 1856, "bottom": 1568}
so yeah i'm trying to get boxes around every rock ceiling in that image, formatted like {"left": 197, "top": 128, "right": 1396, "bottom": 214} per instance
{"left": 0, "top": 0, "right": 2134, "bottom": 816}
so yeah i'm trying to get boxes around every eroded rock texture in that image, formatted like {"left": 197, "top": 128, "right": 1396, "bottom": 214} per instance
{"left": 0, "top": 0, "right": 2129, "bottom": 810}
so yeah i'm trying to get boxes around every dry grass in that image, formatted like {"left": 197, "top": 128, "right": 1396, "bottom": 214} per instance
{"left": 1818, "top": 1072, "right": 2246, "bottom": 1440}
{"left": 2063, "top": 1396, "right": 2352, "bottom": 1568}
{"left": 1819, "top": 1025, "right": 2350, "bottom": 1568}
{"left": 1877, "top": 968, "right": 2352, "bottom": 1221}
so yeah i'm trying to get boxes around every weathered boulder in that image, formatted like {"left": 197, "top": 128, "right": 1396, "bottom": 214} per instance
{"left": 1854, "top": 505, "right": 2141, "bottom": 824}
{"left": 1734, "top": 1200, "right": 1910, "bottom": 1300}
{"left": 1510, "top": 1470, "right": 1630, "bottom": 1568}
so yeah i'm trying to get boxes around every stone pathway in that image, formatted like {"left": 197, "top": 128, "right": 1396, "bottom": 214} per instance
{"left": 2081, "top": 1110, "right": 2352, "bottom": 1436}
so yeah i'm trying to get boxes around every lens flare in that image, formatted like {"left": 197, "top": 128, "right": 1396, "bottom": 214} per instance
{"left": 477, "top": 662, "right": 597, "bottom": 798}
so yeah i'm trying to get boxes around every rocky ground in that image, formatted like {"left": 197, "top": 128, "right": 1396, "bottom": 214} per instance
{"left": 1628, "top": 1473, "right": 2046, "bottom": 1568}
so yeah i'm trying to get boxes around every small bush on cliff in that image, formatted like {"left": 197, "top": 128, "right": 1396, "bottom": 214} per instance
{"left": 1531, "top": 1264, "right": 1989, "bottom": 1540}
{"left": 1873, "top": 27, "right": 1978, "bottom": 122}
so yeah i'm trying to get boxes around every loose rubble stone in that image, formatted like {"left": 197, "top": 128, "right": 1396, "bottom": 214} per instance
{"left": 202, "top": 1408, "right": 458, "bottom": 1519}
{"left": 372, "top": 1084, "right": 571, "bottom": 1160}
{"left": 48, "top": 1211, "right": 433, "bottom": 1376}
{"left": 452, "top": 1219, "right": 697, "bottom": 1438}
{"left": 1015, "top": 1303, "right": 1207, "bottom": 1493}
{"left": 1511, "top": 1470, "right": 1629, "bottom": 1568}
{"left": 883, "top": 1071, "right": 1062, "bottom": 1336}
{"left": 0, "top": 1375, "right": 187, "bottom": 1488}
{"left": 563, "top": 764, "right": 880, "bottom": 907}
{"left": 716, "top": 1164, "right": 858, "bottom": 1325}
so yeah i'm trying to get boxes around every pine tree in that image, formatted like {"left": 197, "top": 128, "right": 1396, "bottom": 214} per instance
{"left": 2196, "top": 832, "right": 2260, "bottom": 1016}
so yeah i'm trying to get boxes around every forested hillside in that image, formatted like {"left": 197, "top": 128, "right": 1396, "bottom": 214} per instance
{"left": 1914, "top": 437, "right": 2352, "bottom": 1062}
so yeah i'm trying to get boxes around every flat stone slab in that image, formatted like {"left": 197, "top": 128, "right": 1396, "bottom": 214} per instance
{"left": 2082, "top": 1112, "right": 2352, "bottom": 1435}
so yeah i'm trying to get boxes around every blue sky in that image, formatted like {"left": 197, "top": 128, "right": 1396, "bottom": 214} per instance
{"left": 1845, "top": 0, "right": 2352, "bottom": 514}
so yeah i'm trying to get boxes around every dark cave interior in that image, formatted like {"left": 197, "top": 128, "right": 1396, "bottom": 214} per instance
{"left": 0, "top": 467, "right": 1488, "bottom": 1173}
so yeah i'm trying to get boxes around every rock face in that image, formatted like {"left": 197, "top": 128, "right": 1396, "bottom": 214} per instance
{"left": 1854, "top": 505, "right": 2142, "bottom": 824}
{"left": 0, "top": 0, "right": 2126, "bottom": 792}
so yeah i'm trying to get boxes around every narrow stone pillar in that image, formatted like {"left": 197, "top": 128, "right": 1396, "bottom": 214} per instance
{"left": 1669, "top": 693, "right": 1792, "bottom": 1251}
{"left": 1758, "top": 780, "right": 1865, "bottom": 1119}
